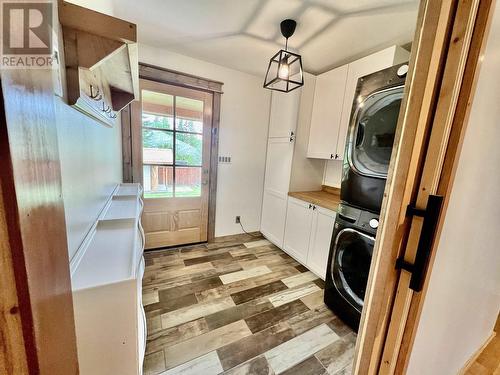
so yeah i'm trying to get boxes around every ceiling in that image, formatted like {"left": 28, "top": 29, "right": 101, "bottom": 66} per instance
{"left": 109, "top": 0, "right": 419, "bottom": 76}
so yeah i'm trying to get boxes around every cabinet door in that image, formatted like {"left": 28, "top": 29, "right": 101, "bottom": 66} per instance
{"left": 307, "top": 65, "right": 348, "bottom": 159}
{"left": 283, "top": 197, "right": 314, "bottom": 263}
{"left": 268, "top": 89, "right": 301, "bottom": 138}
{"left": 260, "top": 190, "right": 288, "bottom": 248}
{"left": 307, "top": 207, "right": 336, "bottom": 279}
{"left": 263, "top": 137, "right": 295, "bottom": 193}
{"left": 261, "top": 135, "right": 295, "bottom": 248}
{"left": 336, "top": 46, "right": 409, "bottom": 160}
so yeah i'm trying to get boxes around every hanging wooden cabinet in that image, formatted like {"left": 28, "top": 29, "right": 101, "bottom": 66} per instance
{"left": 59, "top": 2, "right": 139, "bottom": 126}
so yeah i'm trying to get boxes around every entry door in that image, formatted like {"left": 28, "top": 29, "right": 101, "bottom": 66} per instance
{"left": 131, "top": 79, "right": 213, "bottom": 249}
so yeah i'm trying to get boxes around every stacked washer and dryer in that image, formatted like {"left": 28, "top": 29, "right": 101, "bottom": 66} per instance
{"left": 324, "top": 63, "right": 409, "bottom": 330}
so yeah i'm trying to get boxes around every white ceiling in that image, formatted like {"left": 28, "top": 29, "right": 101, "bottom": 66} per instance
{"left": 108, "top": 0, "right": 419, "bottom": 76}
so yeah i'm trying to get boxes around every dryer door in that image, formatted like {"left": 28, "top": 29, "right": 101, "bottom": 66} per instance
{"left": 348, "top": 85, "right": 404, "bottom": 178}
{"left": 331, "top": 228, "right": 375, "bottom": 313}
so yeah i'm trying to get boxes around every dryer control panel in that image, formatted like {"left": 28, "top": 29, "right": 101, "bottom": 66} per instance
{"left": 336, "top": 203, "right": 380, "bottom": 236}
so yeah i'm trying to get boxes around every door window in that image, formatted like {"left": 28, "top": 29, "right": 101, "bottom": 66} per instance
{"left": 349, "top": 86, "right": 404, "bottom": 178}
{"left": 141, "top": 90, "right": 204, "bottom": 198}
{"left": 331, "top": 229, "right": 375, "bottom": 311}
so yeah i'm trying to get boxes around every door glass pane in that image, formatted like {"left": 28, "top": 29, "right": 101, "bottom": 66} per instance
{"left": 143, "top": 166, "right": 173, "bottom": 198}
{"left": 351, "top": 86, "right": 404, "bottom": 177}
{"left": 142, "top": 129, "right": 173, "bottom": 164}
{"left": 175, "top": 96, "right": 203, "bottom": 133}
{"left": 142, "top": 90, "right": 173, "bottom": 129}
{"left": 175, "top": 133, "right": 202, "bottom": 166}
{"left": 175, "top": 167, "right": 201, "bottom": 197}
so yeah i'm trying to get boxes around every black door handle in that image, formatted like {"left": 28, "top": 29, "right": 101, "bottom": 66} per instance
{"left": 396, "top": 194, "right": 444, "bottom": 292}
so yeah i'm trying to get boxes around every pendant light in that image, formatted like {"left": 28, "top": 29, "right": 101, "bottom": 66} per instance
{"left": 263, "top": 19, "right": 304, "bottom": 93}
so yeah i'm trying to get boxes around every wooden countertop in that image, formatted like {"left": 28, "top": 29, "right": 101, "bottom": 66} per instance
{"left": 288, "top": 185, "right": 341, "bottom": 212}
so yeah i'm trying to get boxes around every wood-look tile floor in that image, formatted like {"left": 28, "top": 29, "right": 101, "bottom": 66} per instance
{"left": 465, "top": 335, "right": 500, "bottom": 375}
{"left": 142, "top": 233, "right": 355, "bottom": 375}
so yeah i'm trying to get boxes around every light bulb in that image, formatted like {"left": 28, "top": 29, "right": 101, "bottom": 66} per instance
{"left": 278, "top": 63, "right": 289, "bottom": 80}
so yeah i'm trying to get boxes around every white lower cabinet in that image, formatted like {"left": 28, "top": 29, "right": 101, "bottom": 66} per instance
{"left": 283, "top": 197, "right": 314, "bottom": 263}
{"left": 283, "top": 197, "right": 336, "bottom": 279}
{"left": 307, "top": 206, "right": 336, "bottom": 279}
{"left": 261, "top": 190, "right": 288, "bottom": 247}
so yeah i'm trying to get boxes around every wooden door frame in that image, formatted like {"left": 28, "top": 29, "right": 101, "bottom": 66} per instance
{"left": 354, "top": 0, "right": 495, "bottom": 373}
{"left": 122, "top": 63, "right": 223, "bottom": 242}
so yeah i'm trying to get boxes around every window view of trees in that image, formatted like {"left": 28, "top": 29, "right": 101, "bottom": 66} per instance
{"left": 142, "top": 113, "right": 202, "bottom": 198}
{"left": 142, "top": 114, "right": 202, "bottom": 166}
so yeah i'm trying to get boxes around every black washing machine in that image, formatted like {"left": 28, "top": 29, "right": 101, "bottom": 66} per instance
{"left": 341, "top": 63, "right": 409, "bottom": 213}
{"left": 324, "top": 203, "right": 379, "bottom": 331}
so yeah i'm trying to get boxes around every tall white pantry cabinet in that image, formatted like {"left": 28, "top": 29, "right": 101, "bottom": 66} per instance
{"left": 260, "top": 89, "right": 301, "bottom": 247}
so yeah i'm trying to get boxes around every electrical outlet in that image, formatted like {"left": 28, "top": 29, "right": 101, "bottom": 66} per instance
{"left": 235, "top": 216, "right": 241, "bottom": 224}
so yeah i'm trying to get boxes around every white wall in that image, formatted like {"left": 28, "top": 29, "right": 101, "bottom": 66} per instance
{"left": 139, "top": 45, "right": 271, "bottom": 237}
{"left": 55, "top": 101, "right": 122, "bottom": 260}
{"left": 323, "top": 160, "right": 343, "bottom": 188}
{"left": 407, "top": 4, "right": 500, "bottom": 373}
{"left": 289, "top": 72, "right": 325, "bottom": 192}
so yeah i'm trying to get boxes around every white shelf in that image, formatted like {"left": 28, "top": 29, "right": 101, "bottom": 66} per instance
{"left": 116, "top": 183, "right": 142, "bottom": 197}
{"left": 101, "top": 196, "right": 140, "bottom": 221}
{"left": 71, "top": 183, "right": 145, "bottom": 375}
{"left": 71, "top": 220, "right": 138, "bottom": 291}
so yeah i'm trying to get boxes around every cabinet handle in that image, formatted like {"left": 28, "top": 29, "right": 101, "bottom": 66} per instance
{"left": 330, "top": 154, "right": 334, "bottom": 159}
{"left": 335, "top": 153, "right": 339, "bottom": 159}
{"left": 308, "top": 204, "right": 312, "bottom": 209}
{"left": 313, "top": 205, "right": 316, "bottom": 210}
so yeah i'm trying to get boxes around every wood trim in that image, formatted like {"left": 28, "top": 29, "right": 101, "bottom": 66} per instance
{"left": 393, "top": 0, "right": 495, "bottom": 372}
{"left": 139, "top": 63, "right": 224, "bottom": 94}
{"left": 121, "top": 105, "right": 133, "bottom": 182}
{"left": 458, "top": 332, "right": 496, "bottom": 374}
{"left": 353, "top": 0, "right": 456, "bottom": 372}
{"left": 0, "top": 87, "right": 30, "bottom": 375}
{"left": 208, "top": 93, "right": 221, "bottom": 241}
{"left": 1, "top": 70, "right": 79, "bottom": 373}
{"left": 59, "top": 1, "right": 137, "bottom": 43}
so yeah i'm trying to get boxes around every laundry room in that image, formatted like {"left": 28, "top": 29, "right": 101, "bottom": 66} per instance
{"left": 2, "top": 1, "right": 500, "bottom": 375}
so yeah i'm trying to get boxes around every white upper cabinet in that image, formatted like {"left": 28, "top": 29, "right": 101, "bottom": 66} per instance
{"left": 268, "top": 89, "right": 301, "bottom": 138}
{"left": 308, "top": 45, "right": 410, "bottom": 160}
{"left": 307, "top": 65, "right": 348, "bottom": 159}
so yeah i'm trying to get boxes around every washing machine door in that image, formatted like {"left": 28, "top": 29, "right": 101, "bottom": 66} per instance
{"left": 348, "top": 85, "right": 404, "bottom": 179}
{"left": 331, "top": 228, "right": 375, "bottom": 313}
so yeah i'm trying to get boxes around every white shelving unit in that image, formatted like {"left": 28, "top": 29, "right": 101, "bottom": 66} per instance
{"left": 71, "top": 183, "right": 146, "bottom": 375}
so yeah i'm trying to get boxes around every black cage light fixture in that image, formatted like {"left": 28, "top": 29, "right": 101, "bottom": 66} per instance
{"left": 263, "top": 19, "right": 304, "bottom": 93}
